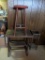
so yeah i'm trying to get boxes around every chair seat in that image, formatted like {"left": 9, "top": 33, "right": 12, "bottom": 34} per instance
{"left": 6, "top": 29, "right": 14, "bottom": 35}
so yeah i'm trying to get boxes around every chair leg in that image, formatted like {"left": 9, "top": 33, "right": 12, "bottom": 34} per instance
{"left": 28, "top": 38, "right": 31, "bottom": 49}
{"left": 35, "top": 37, "right": 39, "bottom": 50}
{"left": 8, "top": 38, "right": 11, "bottom": 57}
{"left": 24, "top": 38, "right": 28, "bottom": 56}
{"left": 24, "top": 45, "right": 28, "bottom": 56}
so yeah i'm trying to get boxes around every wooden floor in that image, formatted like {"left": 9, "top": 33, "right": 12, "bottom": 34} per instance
{"left": 0, "top": 45, "right": 45, "bottom": 60}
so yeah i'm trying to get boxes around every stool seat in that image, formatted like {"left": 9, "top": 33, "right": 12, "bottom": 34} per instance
{"left": 13, "top": 5, "right": 28, "bottom": 10}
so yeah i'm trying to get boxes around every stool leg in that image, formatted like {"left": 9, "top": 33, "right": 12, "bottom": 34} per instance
{"left": 8, "top": 38, "right": 11, "bottom": 57}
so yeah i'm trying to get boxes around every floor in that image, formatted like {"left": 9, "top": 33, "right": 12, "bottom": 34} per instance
{"left": 0, "top": 45, "right": 45, "bottom": 60}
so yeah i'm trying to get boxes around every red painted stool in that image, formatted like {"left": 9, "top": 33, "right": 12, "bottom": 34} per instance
{"left": 13, "top": 5, "right": 28, "bottom": 35}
